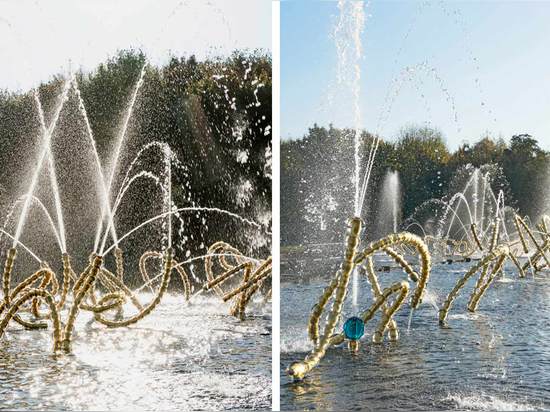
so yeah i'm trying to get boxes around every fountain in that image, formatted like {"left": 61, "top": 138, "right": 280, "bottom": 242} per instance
{"left": 375, "top": 170, "right": 401, "bottom": 236}
{"left": 0, "top": 64, "right": 272, "bottom": 356}
{"left": 285, "top": 0, "right": 550, "bottom": 384}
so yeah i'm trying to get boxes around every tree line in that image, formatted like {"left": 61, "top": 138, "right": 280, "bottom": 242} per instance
{"left": 0, "top": 49, "right": 271, "bottom": 276}
{"left": 281, "top": 124, "right": 550, "bottom": 246}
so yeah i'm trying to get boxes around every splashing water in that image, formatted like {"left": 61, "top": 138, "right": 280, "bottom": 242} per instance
{"left": 334, "top": 0, "right": 367, "bottom": 308}
{"left": 377, "top": 170, "right": 401, "bottom": 235}
{"left": 13, "top": 76, "right": 73, "bottom": 249}
{"left": 334, "top": 0, "right": 366, "bottom": 217}
{"left": 103, "top": 206, "right": 270, "bottom": 256}
{"left": 34, "top": 90, "right": 67, "bottom": 253}
{"left": 95, "top": 63, "right": 147, "bottom": 254}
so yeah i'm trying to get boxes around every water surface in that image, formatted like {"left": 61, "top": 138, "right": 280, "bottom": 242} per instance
{"left": 281, "top": 257, "right": 550, "bottom": 411}
{"left": 0, "top": 294, "right": 271, "bottom": 410}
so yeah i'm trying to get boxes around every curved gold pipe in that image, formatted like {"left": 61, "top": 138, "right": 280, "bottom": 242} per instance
{"left": 438, "top": 245, "right": 509, "bottom": 325}
{"left": 516, "top": 215, "right": 550, "bottom": 269}
{"left": 360, "top": 258, "right": 399, "bottom": 342}
{"left": 471, "top": 223, "right": 483, "bottom": 251}
{"left": 467, "top": 253, "right": 507, "bottom": 312}
{"left": 467, "top": 221, "right": 499, "bottom": 309}
{"left": 0, "top": 288, "right": 61, "bottom": 351}
{"left": 60, "top": 254, "right": 103, "bottom": 352}
{"left": 288, "top": 218, "right": 362, "bottom": 381}
{"left": 355, "top": 232, "right": 431, "bottom": 308}
{"left": 93, "top": 249, "right": 173, "bottom": 328}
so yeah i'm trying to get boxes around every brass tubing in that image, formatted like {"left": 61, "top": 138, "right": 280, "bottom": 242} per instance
{"left": 204, "top": 262, "right": 252, "bottom": 294}
{"left": 139, "top": 251, "right": 158, "bottom": 293}
{"left": 93, "top": 249, "right": 173, "bottom": 328}
{"left": 31, "top": 264, "right": 54, "bottom": 319}
{"left": 0, "top": 249, "right": 49, "bottom": 329}
{"left": 467, "top": 254, "right": 507, "bottom": 312}
{"left": 0, "top": 288, "right": 61, "bottom": 351}
{"left": 369, "top": 281, "right": 410, "bottom": 343}
{"left": 232, "top": 281, "right": 262, "bottom": 320}
{"left": 172, "top": 262, "right": 191, "bottom": 301}
{"left": 366, "top": 256, "right": 399, "bottom": 343}
{"left": 514, "top": 216, "right": 530, "bottom": 254}
{"left": 521, "top": 241, "right": 549, "bottom": 272}
{"left": 80, "top": 292, "right": 125, "bottom": 313}
{"left": 288, "top": 217, "right": 362, "bottom": 381}
{"left": 467, "top": 221, "right": 499, "bottom": 309}
{"left": 115, "top": 247, "right": 124, "bottom": 280}
{"left": 516, "top": 215, "right": 550, "bottom": 268}
{"left": 471, "top": 223, "right": 483, "bottom": 251}
{"left": 222, "top": 258, "right": 273, "bottom": 301}
{"left": 382, "top": 247, "right": 419, "bottom": 282}
{"left": 0, "top": 268, "right": 51, "bottom": 315}
{"left": 61, "top": 255, "right": 103, "bottom": 352}
{"left": 508, "top": 252, "right": 525, "bottom": 279}
{"left": 98, "top": 268, "right": 143, "bottom": 311}
{"left": 355, "top": 232, "right": 430, "bottom": 308}
{"left": 58, "top": 253, "right": 72, "bottom": 309}
{"left": 308, "top": 273, "right": 340, "bottom": 345}
{"left": 362, "top": 259, "right": 399, "bottom": 342}
{"left": 205, "top": 242, "right": 244, "bottom": 296}
{"left": 2, "top": 248, "right": 17, "bottom": 305}
{"left": 438, "top": 245, "right": 508, "bottom": 325}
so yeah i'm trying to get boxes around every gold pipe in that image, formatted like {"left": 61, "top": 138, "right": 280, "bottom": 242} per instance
{"left": 308, "top": 274, "right": 340, "bottom": 345}
{"left": 471, "top": 223, "right": 483, "bottom": 251}
{"left": 514, "top": 215, "right": 530, "bottom": 254}
{"left": 326, "top": 280, "right": 410, "bottom": 348}
{"left": 138, "top": 251, "right": 158, "bottom": 293}
{"left": 0, "top": 248, "right": 50, "bottom": 329}
{"left": 439, "top": 245, "right": 508, "bottom": 325}
{"left": 516, "top": 215, "right": 550, "bottom": 268}
{"left": 204, "top": 262, "right": 252, "bottom": 295}
{"left": 288, "top": 217, "right": 362, "bottom": 381}
{"left": 2, "top": 248, "right": 17, "bottom": 305}
{"left": 355, "top": 232, "right": 431, "bottom": 308}
{"left": 80, "top": 292, "right": 125, "bottom": 313}
{"left": 57, "top": 253, "right": 72, "bottom": 310}
{"left": 467, "top": 221, "right": 499, "bottom": 309}
{"left": 0, "top": 288, "right": 61, "bottom": 351}
{"left": 382, "top": 247, "right": 419, "bottom": 282}
{"left": 361, "top": 259, "right": 399, "bottom": 342}
{"left": 115, "top": 247, "right": 124, "bottom": 280}
{"left": 93, "top": 249, "right": 173, "bottom": 328}
{"left": 98, "top": 268, "right": 143, "bottom": 310}
{"left": 60, "top": 254, "right": 103, "bottom": 352}
{"left": 205, "top": 241, "right": 245, "bottom": 296}
{"left": 172, "top": 261, "right": 191, "bottom": 301}
{"left": 31, "top": 263, "right": 54, "bottom": 319}
{"left": 467, "top": 254, "right": 507, "bottom": 312}
{"left": 364, "top": 281, "right": 409, "bottom": 342}
{"left": 507, "top": 252, "right": 525, "bottom": 279}
{"left": 222, "top": 258, "right": 273, "bottom": 301}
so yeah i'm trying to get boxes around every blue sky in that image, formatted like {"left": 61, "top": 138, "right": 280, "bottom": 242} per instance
{"left": 0, "top": 0, "right": 271, "bottom": 91}
{"left": 282, "top": 0, "right": 550, "bottom": 150}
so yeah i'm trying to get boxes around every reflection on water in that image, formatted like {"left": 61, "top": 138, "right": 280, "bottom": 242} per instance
{"left": 0, "top": 294, "right": 271, "bottom": 410}
{"left": 281, "top": 258, "right": 550, "bottom": 411}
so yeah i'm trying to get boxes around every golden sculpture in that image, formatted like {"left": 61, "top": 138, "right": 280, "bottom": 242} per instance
{"left": 288, "top": 218, "right": 431, "bottom": 380}
{"left": 203, "top": 241, "right": 272, "bottom": 320}
{"left": 0, "top": 239, "right": 271, "bottom": 354}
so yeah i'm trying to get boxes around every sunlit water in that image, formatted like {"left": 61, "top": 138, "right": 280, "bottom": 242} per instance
{"left": 0, "top": 294, "right": 271, "bottom": 410}
{"left": 281, "top": 258, "right": 550, "bottom": 411}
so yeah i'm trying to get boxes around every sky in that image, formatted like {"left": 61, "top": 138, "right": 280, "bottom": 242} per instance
{"left": 281, "top": 0, "right": 550, "bottom": 150}
{"left": 0, "top": 0, "right": 271, "bottom": 91}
